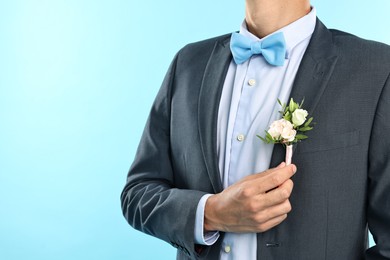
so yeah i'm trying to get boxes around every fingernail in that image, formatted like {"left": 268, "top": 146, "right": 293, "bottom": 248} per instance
{"left": 278, "top": 162, "right": 286, "bottom": 168}
{"left": 292, "top": 165, "right": 297, "bottom": 173}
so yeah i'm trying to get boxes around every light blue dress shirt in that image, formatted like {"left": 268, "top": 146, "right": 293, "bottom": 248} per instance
{"left": 194, "top": 7, "right": 317, "bottom": 259}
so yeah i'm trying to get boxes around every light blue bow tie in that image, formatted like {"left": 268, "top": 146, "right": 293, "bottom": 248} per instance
{"left": 230, "top": 32, "right": 286, "bottom": 66}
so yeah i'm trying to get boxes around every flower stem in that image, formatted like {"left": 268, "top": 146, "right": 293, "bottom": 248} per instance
{"left": 285, "top": 145, "right": 293, "bottom": 165}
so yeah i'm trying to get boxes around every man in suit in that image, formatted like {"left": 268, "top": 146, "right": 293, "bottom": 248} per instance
{"left": 121, "top": 0, "right": 390, "bottom": 259}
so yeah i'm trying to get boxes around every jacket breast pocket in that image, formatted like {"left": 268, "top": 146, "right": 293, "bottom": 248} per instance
{"left": 295, "top": 129, "right": 360, "bottom": 154}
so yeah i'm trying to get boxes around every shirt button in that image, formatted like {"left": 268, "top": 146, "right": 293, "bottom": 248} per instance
{"left": 248, "top": 79, "right": 256, "bottom": 86}
{"left": 224, "top": 245, "right": 231, "bottom": 253}
{"left": 237, "top": 134, "right": 245, "bottom": 142}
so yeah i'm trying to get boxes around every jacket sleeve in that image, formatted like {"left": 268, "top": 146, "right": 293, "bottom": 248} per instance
{"left": 120, "top": 53, "right": 208, "bottom": 259}
{"left": 366, "top": 73, "right": 390, "bottom": 259}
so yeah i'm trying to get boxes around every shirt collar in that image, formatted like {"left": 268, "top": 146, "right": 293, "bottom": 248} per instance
{"left": 239, "top": 7, "right": 317, "bottom": 59}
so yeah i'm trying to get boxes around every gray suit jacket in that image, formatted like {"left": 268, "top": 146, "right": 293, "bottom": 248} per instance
{"left": 121, "top": 19, "right": 390, "bottom": 259}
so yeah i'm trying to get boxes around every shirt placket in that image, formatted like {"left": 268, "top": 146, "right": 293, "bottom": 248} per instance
{"left": 228, "top": 62, "right": 257, "bottom": 186}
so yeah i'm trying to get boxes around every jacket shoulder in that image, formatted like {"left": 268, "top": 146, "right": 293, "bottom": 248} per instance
{"left": 182, "top": 33, "right": 231, "bottom": 51}
{"left": 329, "top": 29, "right": 390, "bottom": 63}
{"left": 176, "top": 33, "right": 231, "bottom": 61}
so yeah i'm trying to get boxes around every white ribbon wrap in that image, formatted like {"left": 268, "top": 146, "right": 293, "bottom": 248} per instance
{"left": 285, "top": 145, "right": 293, "bottom": 165}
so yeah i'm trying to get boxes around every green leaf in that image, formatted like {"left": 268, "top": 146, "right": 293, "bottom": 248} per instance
{"left": 257, "top": 135, "right": 266, "bottom": 142}
{"left": 296, "top": 100, "right": 300, "bottom": 109}
{"left": 295, "top": 134, "right": 308, "bottom": 140}
{"left": 265, "top": 131, "right": 274, "bottom": 141}
{"left": 281, "top": 101, "right": 288, "bottom": 115}
{"left": 304, "top": 117, "right": 313, "bottom": 127}
{"left": 257, "top": 131, "right": 277, "bottom": 144}
{"left": 299, "top": 98, "right": 305, "bottom": 108}
{"left": 298, "top": 126, "right": 313, "bottom": 132}
{"left": 284, "top": 112, "right": 292, "bottom": 122}
{"left": 289, "top": 98, "right": 295, "bottom": 112}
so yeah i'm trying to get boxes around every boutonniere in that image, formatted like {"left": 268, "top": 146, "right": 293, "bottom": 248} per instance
{"left": 257, "top": 98, "right": 314, "bottom": 165}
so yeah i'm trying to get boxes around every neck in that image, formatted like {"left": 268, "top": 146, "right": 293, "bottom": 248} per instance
{"left": 245, "top": 0, "right": 311, "bottom": 38}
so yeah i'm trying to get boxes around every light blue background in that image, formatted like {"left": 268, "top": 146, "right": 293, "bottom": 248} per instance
{"left": 0, "top": 1, "right": 389, "bottom": 259}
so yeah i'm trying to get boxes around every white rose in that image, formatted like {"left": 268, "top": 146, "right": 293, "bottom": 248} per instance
{"left": 268, "top": 119, "right": 296, "bottom": 142}
{"left": 268, "top": 119, "right": 284, "bottom": 139}
{"left": 281, "top": 126, "right": 296, "bottom": 142}
{"left": 292, "top": 109, "right": 308, "bottom": 127}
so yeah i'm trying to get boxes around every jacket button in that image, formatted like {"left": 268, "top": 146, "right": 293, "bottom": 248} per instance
{"left": 266, "top": 243, "right": 280, "bottom": 247}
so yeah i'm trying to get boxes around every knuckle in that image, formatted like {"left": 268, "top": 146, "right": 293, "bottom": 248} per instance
{"left": 246, "top": 200, "right": 258, "bottom": 213}
{"left": 270, "top": 174, "right": 283, "bottom": 186}
{"left": 257, "top": 223, "right": 268, "bottom": 232}
{"left": 254, "top": 212, "right": 267, "bottom": 224}
{"left": 286, "top": 179, "right": 294, "bottom": 188}
{"left": 279, "top": 188, "right": 291, "bottom": 200}
{"left": 238, "top": 187, "right": 251, "bottom": 199}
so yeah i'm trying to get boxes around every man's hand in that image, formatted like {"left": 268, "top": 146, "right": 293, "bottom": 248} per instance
{"left": 204, "top": 163, "right": 296, "bottom": 233}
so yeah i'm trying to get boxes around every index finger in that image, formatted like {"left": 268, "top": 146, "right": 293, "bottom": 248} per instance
{"left": 255, "top": 164, "right": 296, "bottom": 194}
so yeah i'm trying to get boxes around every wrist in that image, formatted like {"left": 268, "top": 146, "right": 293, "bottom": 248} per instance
{"left": 204, "top": 194, "right": 220, "bottom": 232}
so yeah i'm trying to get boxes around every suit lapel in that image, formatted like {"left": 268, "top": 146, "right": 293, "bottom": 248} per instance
{"left": 198, "top": 36, "right": 232, "bottom": 193}
{"left": 270, "top": 19, "right": 339, "bottom": 167}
